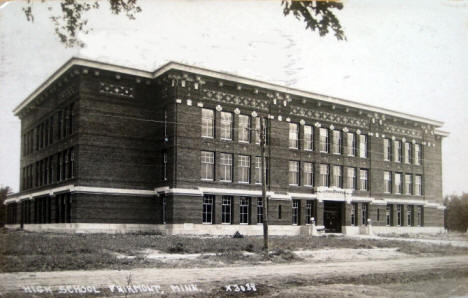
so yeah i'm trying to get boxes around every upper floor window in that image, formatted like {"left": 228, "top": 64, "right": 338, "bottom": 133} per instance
{"left": 238, "top": 115, "right": 250, "bottom": 143}
{"left": 414, "top": 144, "right": 422, "bottom": 165}
{"left": 384, "top": 138, "right": 392, "bottom": 161}
{"left": 333, "top": 165, "right": 343, "bottom": 188}
{"left": 255, "top": 156, "right": 269, "bottom": 185}
{"left": 200, "top": 151, "right": 214, "bottom": 180}
{"left": 404, "top": 142, "right": 412, "bottom": 164}
{"left": 332, "top": 130, "right": 342, "bottom": 154}
{"left": 394, "top": 140, "right": 402, "bottom": 163}
{"left": 289, "top": 123, "right": 299, "bottom": 149}
{"left": 346, "top": 132, "right": 356, "bottom": 156}
{"left": 201, "top": 109, "right": 214, "bottom": 138}
{"left": 320, "top": 164, "right": 330, "bottom": 187}
{"left": 304, "top": 125, "right": 313, "bottom": 151}
{"left": 255, "top": 118, "right": 261, "bottom": 145}
{"left": 220, "top": 112, "right": 233, "bottom": 140}
{"left": 415, "top": 175, "right": 422, "bottom": 196}
{"left": 360, "top": 169, "right": 369, "bottom": 191}
{"left": 359, "top": 135, "right": 368, "bottom": 158}
{"left": 303, "top": 162, "right": 314, "bottom": 187}
{"left": 220, "top": 153, "right": 233, "bottom": 182}
{"left": 384, "top": 171, "right": 392, "bottom": 193}
{"left": 405, "top": 174, "right": 413, "bottom": 195}
{"left": 289, "top": 161, "right": 299, "bottom": 186}
{"left": 238, "top": 155, "right": 250, "bottom": 183}
{"left": 347, "top": 167, "right": 356, "bottom": 190}
{"left": 319, "top": 128, "right": 329, "bottom": 153}
{"left": 395, "top": 173, "right": 402, "bottom": 194}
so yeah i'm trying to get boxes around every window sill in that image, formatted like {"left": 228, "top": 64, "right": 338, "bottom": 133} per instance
{"left": 201, "top": 136, "right": 214, "bottom": 139}
{"left": 201, "top": 179, "right": 214, "bottom": 181}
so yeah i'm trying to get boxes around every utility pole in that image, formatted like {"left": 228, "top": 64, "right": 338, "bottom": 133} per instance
{"left": 260, "top": 117, "right": 269, "bottom": 258}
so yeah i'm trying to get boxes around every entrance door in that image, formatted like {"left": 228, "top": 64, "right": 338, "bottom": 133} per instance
{"left": 323, "top": 201, "right": 342, "bottom": 233}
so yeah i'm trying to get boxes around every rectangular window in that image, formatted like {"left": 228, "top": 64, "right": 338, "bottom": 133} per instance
{"left": 289, "top": 123, "right": 299, "bottom": 149}
{"left": 238, "top": 115, "right": 250, "bottom": 143}
{"left": 394, "top": 140, "right": 402, "bottom": 162}
{"left": 332, "top": 130, "right": 342, "bottom": 154}
{"left": 278, "top": 205, "right": 282, "bottom": 219}
{"left": 201, "top": 109, "right": 214, "bottom": 138}
{"left": 351, "top": 203, "right": 358, "bottom": 226}
{"left": 292, "top": 200, "right": 299, "bottom": 225}
{"left": 384, "top": 171, "right": 392, "bottom": 193}
{"left": 386, "top": 205, "right": 392, "bottom": 226}
{"left": 362, "top": 203, "right": 368, "bottom": 225}
{"left": 405, "top": 174, "right": 413, "bottom": 195}
{"left": 360, "top": 169, "right": 369, "bottom": 191}
{"left": 407, "top": 205, "right": 413, "bottom": 226}
{"left": 220, "top": 153, "right": 233, "bottom": 182}
{"left": 395, "top": 173, "right": 402, "bottom": 194}
{"left": 415, "top": 175, "right": 422, "bottom": 196}
{"left": 397, "top": 204, "right": 402, "bottom": 226}
{"left": 255, "top": 117, "right": 261, "bottom": 145}
{"left": 200, "top": 151, "right": 214, "bottom": 180}
{"left": 220, "top": 112, "right": 233, "bottom": 140}
{"left": 255, "top": 156, "right": 268, "bottom": 185}
{"left": 347, "top": 167, "right": 356, "bottom": 190}
{"left": 238, "top": 155, "right": 250, "bottom": 183}
{"left": 289, "top": 161, "right": 299, "bottom": 186}
{"left": 384, "top": 139, "right": 392, "bottom": 161}
{"left": 333, "top": 165, "right": 343, "bottom": 188}
{"left": 303, "top": 162, "right": 314, "bottom": 187}
{"left": 306, "top": 200, "right": 314, "bottom": 224}
{"left": 415, "top": 144, "right": 422, "bottom": 165}
{"left": 319, "top": 128, "right": 329, "bottom": 153}
{"left": 202, "top": 195, "right": 214, "bottom": 224}
{"left": 347, "top": 132, "right": 356, "bottom": 156}
{"left": 404, "top": 142, "right": 412, "bottom": 164}
{"left": 257, "top": 198, "right": 263, "bottom": 224}
{"left": 417, "top": 206, "right": 423, "bottom": 226}
{"left": 359, "top": 135, "right": 368, "bottom": 158}
{"left": 304, "top": 125, "right": 313, "bottom": 151}
{"left": 320, "top": 164, "right": 330, "bottom": 187}
{"left": 240, "top": 197, "right": 250, "bottom": 224}
{"left": 222, "top": 196, "right": 232, "bottom": 224}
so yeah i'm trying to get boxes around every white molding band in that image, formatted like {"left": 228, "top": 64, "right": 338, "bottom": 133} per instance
{"left": 13, "top": 57, "right": 445, "bottom": 128}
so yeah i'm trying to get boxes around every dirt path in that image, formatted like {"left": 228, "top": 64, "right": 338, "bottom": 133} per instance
{"left": 1, "top": 255, "right": 468, "bottom": 296}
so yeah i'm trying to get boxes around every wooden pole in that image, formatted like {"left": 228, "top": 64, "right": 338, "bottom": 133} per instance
{"left": 260, "top": 117, "right": 269, "bottom": 258}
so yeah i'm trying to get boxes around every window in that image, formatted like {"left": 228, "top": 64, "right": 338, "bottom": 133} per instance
{"left": 255, "top": 156, "right": 268, "bottom": 185}
{"left": 278, "top": 205, "right": 282, "bottom": 219}
{"left": 415, "top": 144, "right": 422, "bottom": 165}
{"left": 202, "top": 195, "right": 214, "bottom": 224}
{"left": 386, "top": 205, "right": 392, "bottom": 226}
{"left": 222, "top": 196, "right": 232, "bottom": 224}
{"left": 362, "top": 203, "right": 368, "bottom": 225}
{"left": 394, "top": 140, "right": 402, "bottom": 162}
{"left": 201, "top": 109, "right": 214, "bottom": 138}
{"left": 319, "top": 128, "right": 329, "bottom": 153}
{"left": 384, "top": 139, "right": 392, "bottom": 161}
{"left": 238, "top": 115, "right": 250, "bottom": 143}
{"left": 289, "top": 123, "right": 299, "bottom": 149}
{"left": 220, "top": 112, "right": 233, "bottom": 140}
{"left": 200, "top": 151, "right": 214, "bottom": 180}
{"left": 240, "top": 197, "right": 250, "bottom": 224}
{"left": 351, "top": 203, "right": 357, "bottom": 226}
{"left": 415, "top": 175, "right": 422, "bottom": 196}
{"left": 395, "top": 173, "right": 402, "bottom": 194}
{"left": 289, "top": 161, "right": 299, "bottom": 186}
{"left": 304, "top": 125, "right": 313, "bottom": 151}
{"left": 255, "top": 117, "right": 261, "bottom": 145}
{"left": 306, "top": 201, "right": 314, "bottom": 224}
{"left": 384, "top": 171, "right": 392, "bottom": 193}
{"left": 220, "top": 153, "right": 233, "bottom": 182}
{"left": 416, "top": 206, "right": 423, "bottom": 226}
{"left": 320, "top": 164, "right": 330, "bottom": 187}
{"left": 257, "top": 198, "right": 264, "bottom": 224}
{"left": 292, "top": 200, "right": 299, "bottom": 225}
{"left": 360, "top": 169, "right": 369, "bottom": 191}
{"left": 397, "top": 204, "right": 402, "bottom": 226}
{"left": 347, "top": 167, "right": 357, "bottom": 190}
{"left": 405, "top": 174, "right": 413, "bottom": 195}
{"left": 347, "top": 132, "right": 356, "bottom": 156}
{"left": 359, "top": 135, "right": 368, "bottom": 158}
{"left": 377, "top": 209, "right": 380, "bottom": 222}
{"left": 333, "top": 165, "right": 343, "bottom": 188}
{"left": 332, "top": 130, "right": 342, "bottom": 154}
{"left": 163, "top": 151, "right": 168, "bottom": 181}
{"left": 303, "top": 162, "right": 314, "bottom": 187}
{"left": 238, "top": 155, "right": 250, "bottom": 183}
{"left": 404, "top": 142, "right": 412, "bottom": 164}
{"left": 407, "top": 205, "right": 413, "bottom": 226}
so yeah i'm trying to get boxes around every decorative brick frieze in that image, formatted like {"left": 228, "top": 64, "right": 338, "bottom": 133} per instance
{"left": 99, "top": 82, "right": 134, "bottom": 98}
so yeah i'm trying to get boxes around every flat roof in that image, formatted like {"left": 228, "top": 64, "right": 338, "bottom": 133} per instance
{"left": 13, "top": 57, "right": 445, "bottom": 127}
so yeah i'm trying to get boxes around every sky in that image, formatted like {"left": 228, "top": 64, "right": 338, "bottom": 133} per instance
{"left": 0, "top": 0, "right": 467, "bottom": 197}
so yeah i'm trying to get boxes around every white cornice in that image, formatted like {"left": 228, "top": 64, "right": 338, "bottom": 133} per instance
{"left": 13, "top": 57, "right": 445, "bottom": 128}
{"left": 434, "top": 129, "right": 449, "bottom": 137}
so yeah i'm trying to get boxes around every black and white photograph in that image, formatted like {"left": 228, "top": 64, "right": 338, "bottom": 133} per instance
{"left": 0, "top": 0, "right": 467, "bottom": 296}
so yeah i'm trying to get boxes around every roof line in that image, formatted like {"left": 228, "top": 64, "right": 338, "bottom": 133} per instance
{"left": 13, "top": 57, "right": 444, "bottom": 127}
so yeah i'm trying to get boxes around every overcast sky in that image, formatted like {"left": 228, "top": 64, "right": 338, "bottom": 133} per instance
{"left": 0, "top": 0, "right": 467, "bottom": 197}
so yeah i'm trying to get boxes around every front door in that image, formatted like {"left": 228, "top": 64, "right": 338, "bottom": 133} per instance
{"left": 324, "top": 201, "right": 342, "bottom": 233}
